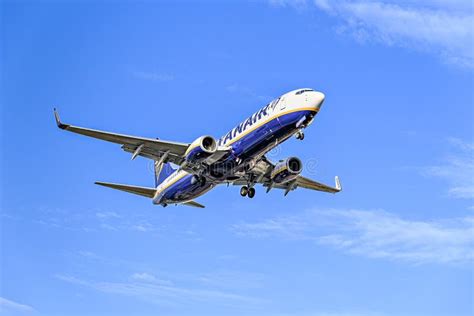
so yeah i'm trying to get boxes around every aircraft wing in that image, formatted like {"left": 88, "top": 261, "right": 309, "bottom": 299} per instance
{"left": 295, "top": 175, "right": 341, "bottom": 193}
{"left": 232, "top": 156, "right": 341, "bottom": 194}
{"left": 54, "top": 109, "right": 189, "bottom": 165}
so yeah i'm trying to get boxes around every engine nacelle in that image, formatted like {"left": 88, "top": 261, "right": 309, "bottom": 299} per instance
{"left": 271, "top": 157, "right": 303, "bottom": 184}
{"left": 184, "top": 135, "right": 218, "bottom": 164}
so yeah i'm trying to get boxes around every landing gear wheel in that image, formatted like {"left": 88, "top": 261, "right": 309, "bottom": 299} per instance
{"left": 247, "top": 187, "right": 256, "bottom": 198}
{"left": 296, "top": 131, "right": 305, "bottom": 140}
{"left": 240, "top": 186, "right": 249, "bottom": 197}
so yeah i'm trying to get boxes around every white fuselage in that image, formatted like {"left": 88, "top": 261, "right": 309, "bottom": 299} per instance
{"left": 153, "top": 88, "right": 325, "bottom": 205}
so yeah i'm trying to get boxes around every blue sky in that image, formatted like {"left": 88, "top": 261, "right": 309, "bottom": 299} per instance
{"left": 1, "top": 1, "right": 473, "bottom": 315}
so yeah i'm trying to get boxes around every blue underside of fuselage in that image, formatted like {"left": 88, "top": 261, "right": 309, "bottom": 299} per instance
{"left": 155, "top": 110, "right": 315, "bottom": 205}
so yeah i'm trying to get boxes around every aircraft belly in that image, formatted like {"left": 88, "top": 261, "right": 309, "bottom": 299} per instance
{"left": 160, "top": 110, "right": 315, "bottom": 204}
{"left": 161, "top": 174, "right": 213, "bottom": 204}
{"left": 235, "top": 110, "right": 312, "bottom": 159}
{"left": 232, "top": 117, "right": 279, "bottom": 158}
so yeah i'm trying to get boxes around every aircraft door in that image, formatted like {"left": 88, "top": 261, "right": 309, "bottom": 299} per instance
{"left": 279, "top": 97, "right": 286, "bottom": 111}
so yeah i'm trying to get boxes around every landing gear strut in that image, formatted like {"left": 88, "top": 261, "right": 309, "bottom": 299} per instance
{"left": 240, "top": 186, "right": 256, "bottom": 198}
{"left": 295, "top": 131, "right": 305, "bottom": 140}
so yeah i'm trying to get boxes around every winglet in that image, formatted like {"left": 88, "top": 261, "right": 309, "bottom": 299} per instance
{"left": 53, "top": 108, "right": 69, "bottom": 129}
{"left": 335, "top": 176, "right": 342, "bottom": 191}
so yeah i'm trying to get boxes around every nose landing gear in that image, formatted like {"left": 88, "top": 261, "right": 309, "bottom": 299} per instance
{"left": 240, "top": 186, "right": 256, "bottom": 198}
{"left": 295, "top": 131, "right": 305, "bottom": 140}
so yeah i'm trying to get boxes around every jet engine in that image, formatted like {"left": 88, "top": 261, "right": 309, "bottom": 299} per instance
{"left": 271, "top": 157, "right": 303, "bottom": 184}
{"left": 184, "top": 135, "right": 218, "bottom": 164}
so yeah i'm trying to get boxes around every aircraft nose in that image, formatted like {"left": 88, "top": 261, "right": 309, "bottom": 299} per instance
{"left": 309, "top": 91, "right": 325, "bottom": 110}
{"left": 306, "top": 91, "right": 325, "bottom": 111}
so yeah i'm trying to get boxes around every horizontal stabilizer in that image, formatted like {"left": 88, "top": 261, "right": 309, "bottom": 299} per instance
{"left": 182, "top": 200, "right": 205, "bottom": 208}
{"left": 95, "top": 181, "right": 156, "bottom": 198}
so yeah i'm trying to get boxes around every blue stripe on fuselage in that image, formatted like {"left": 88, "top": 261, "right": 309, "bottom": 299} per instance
{"left": 156, "top": 109, "right": 315, "bottom": 205}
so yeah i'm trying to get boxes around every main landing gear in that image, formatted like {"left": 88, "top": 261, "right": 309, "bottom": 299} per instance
{"left": 240, "top": 186, "right": 256, "bottom": 198}
{"left": 295, "top": 130, "right": 305, "bottom": 140}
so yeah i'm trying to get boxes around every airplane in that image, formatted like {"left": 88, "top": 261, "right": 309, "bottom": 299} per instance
{"left": 54, "top": 88, "right": 341, "bottom": 208}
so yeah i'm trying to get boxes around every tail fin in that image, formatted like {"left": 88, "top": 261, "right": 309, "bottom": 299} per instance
{"left": 154, "top": 161, "right": 176, "bottom": 187}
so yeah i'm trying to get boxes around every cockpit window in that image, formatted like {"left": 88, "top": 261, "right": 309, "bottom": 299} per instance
{"left": 295, "top": 89, "right": 314, "bottom": 95}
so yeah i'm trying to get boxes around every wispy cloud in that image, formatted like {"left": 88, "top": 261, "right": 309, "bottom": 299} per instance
{"left": 95, "top": 211, "right": 121, "bottom": 219}
{"left": 423, "top": 138, "right": 474, "bottom": 199}
{"left": 232, "top": 208, "right": 474, "bottom": 264}
{"left": 132, "top": 71, "right": 174, "bottom": 82}
{"left": 270, "top": 0, "right": 474, "bottom": 68}
{"left": 34, "top": 207, "right": 160, "bottom": 234}
{"left": 264, "top": 312, "right": 385, "bottom": 316}
{"left": 226, "top": 84, "right": 272, "bottom": 101}
{"left": 55, "top": 273, "right": 262, "bottom": 307}
{"left": 196, "top": 270, "right": 265, "bottom": 290}
{"left": 0, "top": 297, "right": 35, "bottom": 313}
{"left": 130, "top": 222, "right": 155, "bottom": 232}
{"left": 58, "top": 250, "right": 266, "bottom": 308}
{"left": 130, "top": 272, "right": 173, "bottom": 286}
